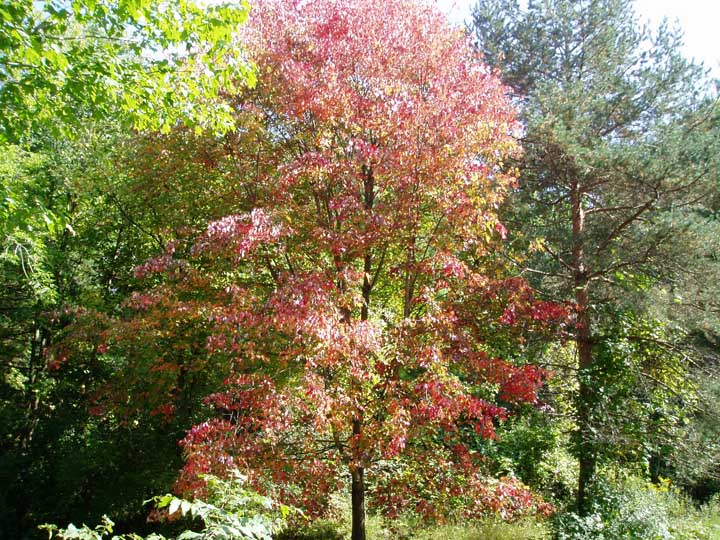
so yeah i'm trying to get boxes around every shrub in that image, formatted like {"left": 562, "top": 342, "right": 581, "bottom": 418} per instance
{"left": 40, "top": 471, "right": 292, "bottom": 540}
{"left": 551, "top": 476, "right": 713, "bottom": 540}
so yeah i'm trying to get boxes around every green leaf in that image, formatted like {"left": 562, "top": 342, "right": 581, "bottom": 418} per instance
{"left": 155, "top": 494, "right": 173, "bottom": 508}
{"left": 178, "top": 531, "right": 203, "bottom": 540}
{"left": 180, "top": 500, "right": 192, "bottom": 515}
{"left": 168, "top": 498, "right": 181, "bottom": 515}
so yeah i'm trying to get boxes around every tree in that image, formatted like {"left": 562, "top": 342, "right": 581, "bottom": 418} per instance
{"left": 0, "top": 130, "right": 167, "bottom": 537}
{"left": 0, "top": 0, "right": 255, "bottom": 144}
{"left": 92, "top": 1, "right": 563, "bottom": 539}
{"left": 643, "top": 135, "right": 720, "bottom": 497}
{"left": 472, "top": 0, "right": 719, "bottom": 513}
{"left": 0, "top": 124, "right": 256, "bottom": 536}
{"left": 0, "top": 1, "right": 257, "bottom": 529}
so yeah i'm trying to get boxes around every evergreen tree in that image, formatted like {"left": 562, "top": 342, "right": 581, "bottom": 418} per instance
{"left": 472, "top": 0, "right": 719, "bottom": 512}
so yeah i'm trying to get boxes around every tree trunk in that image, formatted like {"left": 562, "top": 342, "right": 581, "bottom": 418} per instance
{"left": 576, "top": 300, "right": 595, "bottom": 515}
{"left": 571, "top": 181, "right": 595, "bottom": 514}
{"left": 351, "top": 417, "right": 366, "bottom": 540}
{"left": 351, "top": 465, "right": 366, "bottom": 540}
{"left": 349, "top": 164, "right": 374, "bottom": 540}
{"left": 21, "top": 311, "right": 46, "bottom": 450}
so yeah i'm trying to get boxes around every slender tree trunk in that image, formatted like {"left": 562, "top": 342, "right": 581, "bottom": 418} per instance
{"left": 21, "top": 310, "right": 46, "bottom": 450}
{"left": 351, "top": 460, "right": 366, "bottom": 540}
{"left": 350, "top": 415, "right": 366, "bottom": 540}
{"left": 576, "top": 287, "right": 595, "bottom": 515}
{"left": 361, "top": 253, "right": 372, "bottom": 322}
{"left": 402, "top": 245, "right": 416, "bottom": 318}
{"left": 571, "top": 181, "right": 595, "bottom": 514}
{"left": 349, "top": 164, "right": 375, "bottom": 540}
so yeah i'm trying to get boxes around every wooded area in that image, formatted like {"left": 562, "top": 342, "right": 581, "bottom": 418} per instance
{"left": 1, "top": 1, "right": 719, "bottom": 539}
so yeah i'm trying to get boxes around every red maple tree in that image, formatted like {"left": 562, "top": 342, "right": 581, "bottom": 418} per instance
{"left": 79, "top": 1, "right": 565, "bottom": 538}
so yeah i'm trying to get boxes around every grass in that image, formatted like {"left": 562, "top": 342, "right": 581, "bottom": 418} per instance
{"left": 399, "top": 519, "right": 550, "bottom": 540}
{"left": 278, "top": 517, "right": 550, "bottom": 540}
{"left": 277, "top": 492, "right": 550, "bottom": 540}
{"left": 698, "top": 497, "right": 720, "bottom": 540}
{"left": 277, "top": 487, "right": 720, "bottom": 540}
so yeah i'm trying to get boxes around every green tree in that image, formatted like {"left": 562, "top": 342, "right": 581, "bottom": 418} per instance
{"left": 0, "top": 2, "right": 258, "bottom": 528}
{"left": 643, "top": 173, "right": 720, "bottom": 498}
{"left": 0, "top": 125, "right": 252, "bottom": 537}
{"left": 471, "top": 0, "right": 719, "bottom": 512}
{"left": 0, "top": 0, "right": 255, "bottom": 144}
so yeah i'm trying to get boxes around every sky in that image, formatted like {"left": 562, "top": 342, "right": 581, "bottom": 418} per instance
{"left": 436, "top": 0, "right": 720, "bottom": 76}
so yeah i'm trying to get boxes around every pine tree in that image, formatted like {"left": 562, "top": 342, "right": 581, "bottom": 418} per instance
{"left": 472, "top": 0, "right": 719, "bottom": 513}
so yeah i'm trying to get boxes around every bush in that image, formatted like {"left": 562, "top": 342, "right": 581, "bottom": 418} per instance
{"left": 536, "top": 446, "right": 578, "bottom": 504}
{"left": 40, "top": 471, "right": 292, "bottom": 540}
{"left": 551, "top": 476, "right": 712, "bottom": 540}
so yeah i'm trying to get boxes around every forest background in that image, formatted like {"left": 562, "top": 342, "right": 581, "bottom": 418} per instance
{"left": 1, "top": 1, "right": 719, "bottom": 539}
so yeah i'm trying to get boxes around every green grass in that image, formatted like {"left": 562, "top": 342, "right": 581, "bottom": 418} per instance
{"left": 277, "top": 501, "right": 550, "bottom": 540}
{"left": 400, "top": 519, "right": 550, "bottom": 540}
{"left": 698, "top": 497, "right": 720, "bottom": 540}
{"left": 278, "top": 518, "right": 550, "bottom": 540}
{"left": 277, "top": 488, "right": 720, "bottom": 540}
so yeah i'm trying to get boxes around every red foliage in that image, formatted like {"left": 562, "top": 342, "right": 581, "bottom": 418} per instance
{"left": 72, "top": 0, "right": 567, "bottom": 523}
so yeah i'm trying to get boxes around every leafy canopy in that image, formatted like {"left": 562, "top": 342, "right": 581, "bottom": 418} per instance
{"left": 82, "top": 0, "right": 564, "bottom": 531}
{"left": 0, "top": 0, "right": 256, "bottom": 143}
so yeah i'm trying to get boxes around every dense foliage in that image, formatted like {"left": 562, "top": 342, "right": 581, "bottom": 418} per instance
{"left": 1, "top": 0, "right": 718, "bottom": 539}
{"left": 0, "top": 0, "right": 255, "bottom": 143}
{"left": 472, "top": 0, "right": 720, "bottom": 514}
